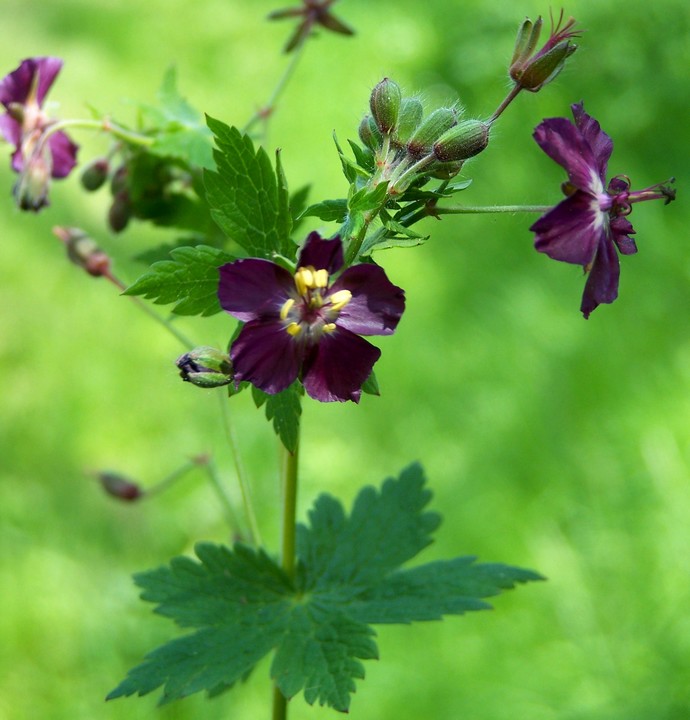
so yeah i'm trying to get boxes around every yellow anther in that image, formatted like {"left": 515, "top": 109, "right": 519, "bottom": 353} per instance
{"left": 323, "top": 323, "right": 337, "bottom": 334}
{"left": 328, "top": 289, "right": 352, "bottom": 312}
{"left": 286, "top": 322, "right": 302, "bottom": 337}
{"left": 313, "top": 269, "right": 329, "bottom": 288}
{"left": 280, "top": 298, "right": 295, "bottom": 320}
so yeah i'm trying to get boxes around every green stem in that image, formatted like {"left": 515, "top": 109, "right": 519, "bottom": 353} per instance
{"left": 272, "top": 433, "right": 300, "bottom": 720}
{"left": 40, "top": 117, "right": 155, "bottom": 148}
{"left": 242, "top": 42, "right": 308, "bottom": 138}
{"left": 400, "top": 202, "right": 552, "bottom": 227}
{"left": 488, "top": 84, "right": 523, "bottom": 124}
{"left": 217, "top": 392, "right": 262, "bottom": 546}
{"left": 105, "top": 273, "right": 196, "bottom": 350}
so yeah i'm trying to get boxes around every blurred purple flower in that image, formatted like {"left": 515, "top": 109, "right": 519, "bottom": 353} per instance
{"left": 530, "top": 102, "right": 675, "bottom": 318}
{"left": 0, "top": 57, "right": 78, "bottom": 210}
{"left": 218, "top": 232, "right": 405, "bottom": 403}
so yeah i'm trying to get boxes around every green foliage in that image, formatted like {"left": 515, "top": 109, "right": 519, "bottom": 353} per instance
{"left": 302, "top": 198, "right": 348, "bottom": 223}
{"left": 251, "top": 383, "right": 303, "bottom": 453}
{"left": 123, "top": 245, "right": 235, "bottom": 316}
{"left": 108, "top": 465, "right": 540, "bottom": 711}
{"left": 140, "top": 67, "right": 215, "bottom": 170}
{"left": 204, "top": 118, "right": 294, "bottom": 259}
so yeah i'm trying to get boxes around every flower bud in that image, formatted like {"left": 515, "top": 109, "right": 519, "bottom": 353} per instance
{"left": 53, "top": 226, "right": 112, "bottom": 277}
{"left": 433, "top": 120, "right": 490, "bottom": 162}
{"left": 369, "top": 77, "right": 401, "bottom": 134}
{"left": 97, "top": 471, "right": 143, "bottom": 502}
{"left": 176, "top": 346, "right": 234, "bottom": 388}
{"left": 428, "top": 160, "right": 464, "bottom": 180}
{"left": 358, "top": 115, "right": 383, "bottom": 151}
{"left": 109, "top": 164, "right": 128, "bottom": 195}
{"left": 393, "top": 97, "right": 424, "bottom": 146}
{"left": 406, "top": 107, "right": 459, "bottom": 159}
{"left": 509, "top": 13, "right": 579, "bottom": 92}
{"left": 14, "top": 152, "right": 51, "bottom": 211}
{"left": 108, "top": 190, "right": 131, "bottom": 233}
{"left": 80, "top": 158, "right": 110, "bottom": 191}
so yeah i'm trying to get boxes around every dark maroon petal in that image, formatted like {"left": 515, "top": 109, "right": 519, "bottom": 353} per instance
{"left": 0, "top": 57, "right": 62, "bottom": 107}
{"left": 580, "top": 236, "right": 620, "bottom": 319}
{"left": 533, "top": 116, "right": 603, "bottom": 191}
{"left": 296, "top": 231, "right": 343, "bottom": 274}
{"left": 531, "top": 191, "right": 602, "bottom": 265}
{"left": 571, "top": 102, "right": 613, "bottom": 179}
{"left": 218, "top": 258, "right": 294, "bottom": 322}
{"left": 610, "top": 216, "right": 637, "bottom": 255}
{"left": 230, "top": 318, "right": 303, "bottom": 394}
{"left": 48, "top": 130, "right": 78, "bottom": 178}
{"left": 330, "top": 263, "right": 405, "bottom": 336}
{"left": 302, "top": 328, "right": 381, "bottom": 403}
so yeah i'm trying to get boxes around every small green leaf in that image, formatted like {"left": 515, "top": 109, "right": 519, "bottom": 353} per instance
{"left": 289, "top": 184, "right": 311, "bottom": 233}
{"left": 204, "top": 117, "right": 293, "bottom": 259}
{"left": 124, "top": 245, "right": 235, "bottom": 316}
{"left": 347, "top": 139, "right": 376, "bottom": 173}
{"left": 361, "top": 371, "right": 380, "bottom": 396}
{"left": 301, "top": 198, "right": 348, "bottom": 223}
{"left": 349, "top": 182, "right": 389, "bottom": 213}
{"left": 264, "top": 383, "right": 303, "bottom": 453}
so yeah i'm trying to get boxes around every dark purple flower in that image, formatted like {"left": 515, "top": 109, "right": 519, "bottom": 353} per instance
{"left": 218, "top": 232, "right": 405, "bottom": 403}
{"left": 0, "top": 57, "right": 78, "bottom": 210}
{"left": 530, "top": 102, "right": 675, "bottom": 318}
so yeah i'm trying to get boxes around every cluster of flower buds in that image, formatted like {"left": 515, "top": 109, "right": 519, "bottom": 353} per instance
{"left": 359, "top": 78, "right": 490, "bottom": 194}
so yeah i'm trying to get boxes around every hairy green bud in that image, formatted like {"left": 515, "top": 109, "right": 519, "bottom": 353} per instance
{"left": 393, "top": 97, "right": 424, "bottom": 146}
{"left": 369, "top": 78, "right": 402, "bottom": 134}
{"left": 176, "top": 346, "right": 234, "bottom": 388}
{"left": 433, "top": 120, "right": 490, "bottom": 162}
{"left": 406, "top": 107, "right": 459, "bottom": 159}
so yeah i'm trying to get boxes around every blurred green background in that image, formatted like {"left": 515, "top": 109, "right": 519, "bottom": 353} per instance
{"left": 1, "top": 0, "right": 689, "bottom": 718}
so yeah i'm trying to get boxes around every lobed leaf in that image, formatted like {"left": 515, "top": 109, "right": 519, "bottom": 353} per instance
{"left": 204, "top": 117, "right": 293, "bottom": 259}
{"left": 123, "top": 245, "right": 235, "bottom": 316}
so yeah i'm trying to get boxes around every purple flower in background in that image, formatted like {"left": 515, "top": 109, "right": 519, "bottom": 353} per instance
{"left": 530, "top": 102, "right": 675, "bottom": 318}
{"left": 218, "top": 232, "right": 405, "bottom": 403}
{"left": 0, "top": 57, "right": 78, "bottom": 210}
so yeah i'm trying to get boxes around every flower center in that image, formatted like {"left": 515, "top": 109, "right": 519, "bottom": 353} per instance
{"left": 279, "top": 265, "right": 352, "bottom": 341}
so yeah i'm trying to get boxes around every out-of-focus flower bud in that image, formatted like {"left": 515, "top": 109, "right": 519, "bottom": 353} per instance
{"left": 80, "top": 158, "right": 110, "bottom": 191}
{"left": 509, "top": 13, "right": 580, "bottom": 92}
{"left": 358, "top": 115, "right": 382, "bottom": 151}
{"left": 109, "top": 164, "right": 128, "bottom": 195}
{"left": 406, "top": 107, "right": 459, "bottom": 159}
{"left": 428, "top": 160, "right": 465, "bottom": 180}
{"left": 13, "top": 151, "right": 51, "bottom": 211}
{"left": 370, "top": 77, "right": 401, "bottom": 134}
{"left": 433, "top": 120, "right": 490, "bottom": 162}
{"left": 53, "top": 226, "right": 112, "bottom": 278}
{"left": 393, "top": 97, "right": 424, "bottom": 147}
{"left": 108, "top": 190, "right": 131, "bottom": 233}
{"left": 97, "top": 471, "right": 143, "bottom": 502}
{"left": 176, "top": 346, "right": 234, "bottom": 388}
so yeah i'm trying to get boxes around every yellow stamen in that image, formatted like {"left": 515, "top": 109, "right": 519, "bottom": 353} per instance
{"left": 313, "top": 268, "right": 329, "bottom": 288}
{"left": 286, "top": 322, "right": 302, "bottom": 337}
{"left": 294, "top": 267, "right": 313, "bottom": 295}
{"left": 328, "top": 289, "right": 352, "bottom": 312}
{"left": 323, "top": 323, "right": 337, "bottom": 334}
{"left": 280, "top": 298, "right": 295, "bottom": 320}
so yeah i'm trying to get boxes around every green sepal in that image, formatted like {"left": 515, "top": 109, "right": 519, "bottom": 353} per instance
{"left": 123, "top": 245, "right": 236, "bottom": 316}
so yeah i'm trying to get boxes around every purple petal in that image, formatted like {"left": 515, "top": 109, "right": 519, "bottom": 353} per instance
{"left": 47, "top": 130, "right": 78, "bottom": 178}
{"left": 230, "top": 318, "right": 303, "bottom": 394}
{"left": 0, "top": 57, "right": 62, "bottom": 107}
{"left": 302, "top": 328, "right": 381, "bottom": 403}
{"left": 531, "top": 191, "right": 602, "bottom": 265}
{"left": 533, "top": 116, "right": 603, "bottom": 192}
{"left": 571, "top": 102, "right": 613, "bottom": 179}
{"left": 296, "top": 232, "right": 343, "bottom": 274}
{"left": 580, "top": 237, "right": 620, "bottom": 319}
{"left": 610, "top": 216, "right": 637, "bottom": 255}
{"left": 330, "top": 264, "right": 405, "bottom": 336}
{"left": 0, "top": 112, "right": 20, "bottom": 148}
{"left": 218, "top": 258, "right": 294, "bottom": 322}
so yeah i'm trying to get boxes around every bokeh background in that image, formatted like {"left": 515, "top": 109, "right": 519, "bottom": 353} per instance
{"left": 1, "top": 0, "right": 689, "bottom": 718}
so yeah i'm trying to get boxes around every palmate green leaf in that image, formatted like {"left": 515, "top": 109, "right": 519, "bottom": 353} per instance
{"left": 204, "top": 117, "right": 293, "bottom": 260}
{"left": 108, "top": 465, "right": 541, "bottom": 712}
{"left": 123, "top": 245, "right": 235, "bottom": 316}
